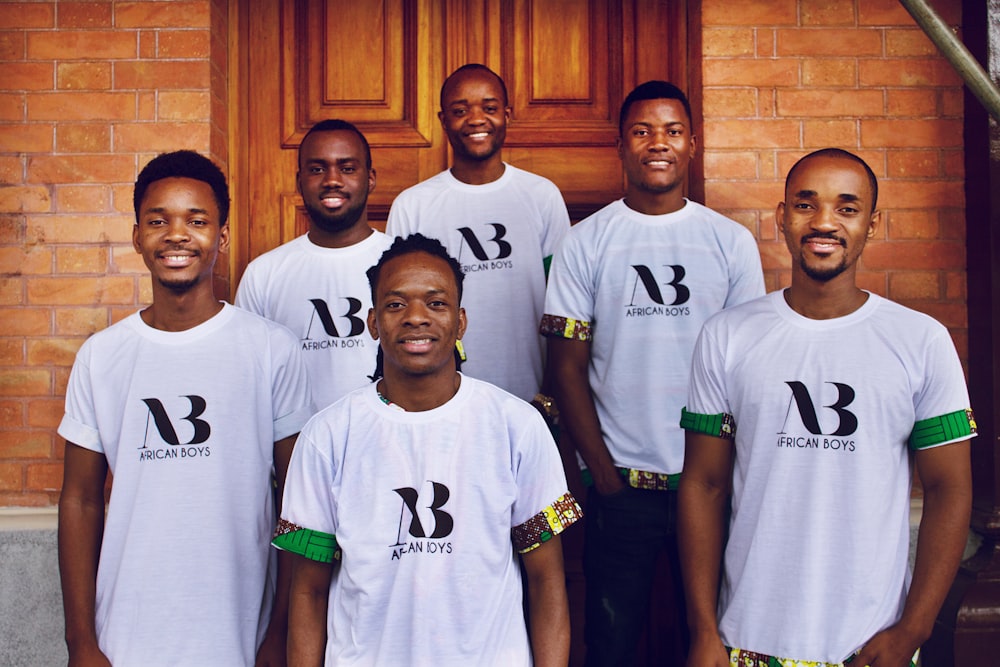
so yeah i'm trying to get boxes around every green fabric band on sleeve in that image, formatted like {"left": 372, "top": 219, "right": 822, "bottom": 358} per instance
{"left": 543, "top": 254, "right": 553, "bottom": 279}
{"left": 272, "top": 527, "right": 339, "bottom": 563}
{"left": 909, "top": 408, "right": 976, "bottom": 450}
{"left": 680, "top": 407, "right": 736, "bottom": 440}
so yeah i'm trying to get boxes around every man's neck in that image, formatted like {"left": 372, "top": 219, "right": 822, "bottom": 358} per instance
{"left": 140, "top": 284, "right": 223, "bottom": 332}
{"left": 783, "top": 273, "right": 869, "bottom": 320}
{"left": 450, "top": 156, "right": 505, "bottom": 185}
{"left": 622, "top": 187, "right": 686, "bottom": 216}
{"left": 378, "top": 370, "right": 461, "bottom": 412}
{"left": 308, "top": 220, "right": 373, "bottom": 249}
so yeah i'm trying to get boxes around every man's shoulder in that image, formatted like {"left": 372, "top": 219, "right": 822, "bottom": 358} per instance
{"left": 503, "top": 163, "right": 562, "bottom": 192}
{"left": 242, "top": 234, "right": 311, "bottom": 271}
{"left": 867, "top": 293, "right": 950, "bottom": 337}
{"left": 394, "top": 169, "right": 453, "bottom": 200}
{"left": 684, "top": 200, "right": 756, "bottom": 239}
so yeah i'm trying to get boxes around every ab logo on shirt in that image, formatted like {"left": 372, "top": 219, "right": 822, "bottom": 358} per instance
{"left": 624, "top": 264, "right": 691, "bottom": 317}
{"left": 389, "top": 481, "right": 454, "bottom": 560}
{"left": 456, "top": 224, "right": 514, "bottom": 273}
{"left": 302, "top": 297, "right": 368, "bottom": 350}
{"left": 138, "top": 395, "right": 212, "bottom": 461}
{"left": 776, "top": 381, "right": 858, "bottom": 452}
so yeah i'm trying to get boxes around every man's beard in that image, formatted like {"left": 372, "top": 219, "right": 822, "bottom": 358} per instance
{"left": 800, "top": 256, "right": 848, "bottom": 282}
{"left": 304, "top": 198, "right": 365, "bottom": 234}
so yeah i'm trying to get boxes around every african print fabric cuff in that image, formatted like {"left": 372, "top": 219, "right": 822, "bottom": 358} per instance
{"left": 539, "top": 314, "right": 591, "bottom": 341}
{"left": 513, "top": 493, "right": 583, "bottom": 554}
{"left": 680, "top": 407, "right": 736, "bottom": 440}
{"left": 727, "top": 646, "right": 919, "bottom": 667}
{"left": 272, "top": 518, "right": 341, "bottom": 563}
{"left": 909, "top": 408, "right": 976, "bottom": 450}
{"left": 580, "top": 467, "right": 681, "bottom": 491}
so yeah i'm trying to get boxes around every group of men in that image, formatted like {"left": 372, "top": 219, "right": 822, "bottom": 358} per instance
{"left": 57, "top": 62, "right": 974, "bottom": 667}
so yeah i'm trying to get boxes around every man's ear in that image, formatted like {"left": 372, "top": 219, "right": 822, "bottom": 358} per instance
{"left": 867, "top": 209, "right": 882, "bottom": 239}
{"left": 367, "top": 307, "right": 379, "bottom": 341}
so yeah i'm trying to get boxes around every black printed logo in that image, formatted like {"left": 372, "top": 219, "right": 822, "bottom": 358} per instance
{"left": 140, "top": 396, "right": 211, "bottom": 447}
{"left": 780, "top": 381, "right": 858, "bottom": 436}
{"left": 392, "top": 481, "right": 454, "bottom": 544}
{"left": 306, "top": 297, "right": 367, "bottom": 338}
{"left": 457, "top": 224, "right": 512, "bottom": 262}
{"left": 628, "top": 264, "right": 690, "bottom": 306}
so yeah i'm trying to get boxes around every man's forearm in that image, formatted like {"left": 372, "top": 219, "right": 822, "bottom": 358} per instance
{"left": 58, "top": 492, "right": 106, "bottom": 653}
{"left": 523, "top": 538, "right": 570, "bottom": 667}
{"left": 287, "top": 557, "right": 333, "bottom": 667}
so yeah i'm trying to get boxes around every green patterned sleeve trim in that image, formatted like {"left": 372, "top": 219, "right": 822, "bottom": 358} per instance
{"left": 539, "top": 314, "right": 591, "bottom": 341}
{"left": 512, "top": 493, "right": 583, "bottom": 554}
{"left": 680, "top": 407, "right": 736, "bottom": 440}
{"left": 272, "top": 518, "right": 340, "bottom": 563}
{"left": 909, "top": 408, "right": 977, "bottom": 450}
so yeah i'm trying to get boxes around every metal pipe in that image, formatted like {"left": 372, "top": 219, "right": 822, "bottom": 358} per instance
{"left": 898, "top": 0, "right": 1000, "bottom": 121}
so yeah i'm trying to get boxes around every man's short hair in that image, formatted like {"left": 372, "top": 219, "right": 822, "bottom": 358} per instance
{"left": 133, "top": 150, "right": 230, "bottom": 226}
{"left": 367, "top": 233, "right": 465, "bottom": 303}
{"left": 618, "top": 80, "right": 692, "bottom": 136}
{"left": 440, "top": 63, "right": 509, "bottom": 109}
{"left": 785, "top": 148, "right": 879, "bottom": 213}
{"left": 299, "top": 119, "right": 372, "bottom": 170}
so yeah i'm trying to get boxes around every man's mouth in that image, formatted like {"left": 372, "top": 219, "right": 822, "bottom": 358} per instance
{"left": 159, "top": 252, "right": 196, "bottom": 267}
{"left": 802, "top": 235, "right": 845, "bottom": 255}
{"left": 320, "top": 192, "right": 348, "bottom": 208}
{"left": 400, "top": 337, "right": 435, "bottom": 353}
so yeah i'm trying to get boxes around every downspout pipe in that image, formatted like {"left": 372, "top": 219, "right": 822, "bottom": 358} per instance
{"left": 899, "top": 0, "right": 1000, "bottom": 121}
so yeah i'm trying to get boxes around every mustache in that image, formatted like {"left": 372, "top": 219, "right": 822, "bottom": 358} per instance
{"left": 801, "top": 232, "right": 845, "bottom": 246}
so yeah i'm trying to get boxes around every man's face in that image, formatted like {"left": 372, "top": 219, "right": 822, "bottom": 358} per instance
{"left": 438, "top": 70, "right": 510, "bottom": 163}
{"left": 133, "top": 176, "right": 228, "bottom": 294}
{"left": 367, "top": 251, "right": 467, "bottom": 381}
{"left": 778, "top": 156, "right": 879, "bottom": 283}
{"left": 617, "top": 98, "right": 696, "bottom": 196}
{"left": 297, "top": 130, "right": 375, "bottom": 234}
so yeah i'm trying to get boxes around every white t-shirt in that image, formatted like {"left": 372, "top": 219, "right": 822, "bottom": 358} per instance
{"left": 276, "top": 375, "right": 582, "bottom": 666}
{"left": 542, "top": 198, "right": 764, "bottom": 476}
{"left": 58, "top": 304, "right": 313, "bottom": 667}
{"left": 235, "top": 231, "right": 393, "bottom": 409}
{"left": 386, "top": 164, "right": 570, "bottom": 400}
{"left": 683, "top": 290, "right": 976, "bottom": 662}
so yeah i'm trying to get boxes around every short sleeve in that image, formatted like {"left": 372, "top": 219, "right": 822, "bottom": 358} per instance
{"left": 908, "top": 328, "right": 976, "bottom": 450}
{"left": 274, "top": 423, "right": 340, "bottom": 562}
{"left": 540, "top": 231, "right": 595, "bottom": 340}
{"left": 269, "top": 327, "right": 315, "bottom": 440}
{"left": 681, "top": 318, "right": 736, "bottom": 438}
{"left": 723, "top": 229, "right": 766, "bottom": 309}
{"left": 58, "top": 342, "right": 103, "bottom": 452}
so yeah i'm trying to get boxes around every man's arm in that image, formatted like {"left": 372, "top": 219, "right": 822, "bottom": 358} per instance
{"left": 678, "top": 431, "right": 734, "bottom": 667}
{"left": 853, "top": 440, "right": 972, "bottom": 667}
{"left": 547, "top": 336, "right": 624, "bottom": 495}
{"left": 58, "top": 441, "right": 112, "bottom": 667}
{"left": 522, "top": 536, "right": 570, "bottom": 667}
{"left": 256, "top": 433, "right": 298, "bottom": 667}
{"left": 287, "top": 555, "right": 334, "bottom": 667}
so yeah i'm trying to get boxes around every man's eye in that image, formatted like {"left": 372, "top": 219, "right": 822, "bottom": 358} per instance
{"left": 484, "top": 106, "right": 498, "bottom": 114}
{"left": 794, "top": 203, "right": 813, "bottom": 210}
{"left": 190, "top": 219, "right": 208, "bottom": 226}
{"left": 341, "top": 167, "right": 356, "bottom": 174}
{"left": 309, "top": 166, "right": 324, "bottom": 174}
{"left": 633, "top": 129, "right": 648, "bottom": 137}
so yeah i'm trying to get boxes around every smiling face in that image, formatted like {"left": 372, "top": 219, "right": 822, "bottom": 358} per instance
{"left": 617, "top": 97, "right": 696, "bottom": 213}
{"left": 296, "top": 129, "right": 375, "bottom": 240}
{"left": 367, "top": 250, "right": 467, "bottom": 383}
{"left": 778, "top": 155, "right": 880, "bottom": 285}
{"left": 133, "top": 176, "right": 228, "bottom": 295}
{"left": 438, "top": 68, "right": 510, "bottom": 165}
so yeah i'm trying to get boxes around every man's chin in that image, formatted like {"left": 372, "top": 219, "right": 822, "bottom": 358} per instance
{"left": 157, "top": 277, "right": 200, "bottom": 293}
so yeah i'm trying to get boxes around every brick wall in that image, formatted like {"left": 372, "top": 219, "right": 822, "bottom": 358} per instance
{"left": 700, "top": 0, "right": 967, "bottom": 358}
{"left": 0, "top": 0, "right": 225, "bottom": 506}
{"left": 0, "top": 0, "right": 969, "bottom": 507}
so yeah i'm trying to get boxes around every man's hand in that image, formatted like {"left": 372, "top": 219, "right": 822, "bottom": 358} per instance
{"left": 850, "top": 623, "right": 922, "bottom": 667}
{"left": 67, "top": 640, "right": 112, "bottom": 667}
{"left": 685, "top": 631, "right": 729, "bottom": 667}
{"left": 254, "top": 626, "right": 287, "bottom": 667}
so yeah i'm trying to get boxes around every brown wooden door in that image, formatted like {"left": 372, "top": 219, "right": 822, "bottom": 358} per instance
{"left": 231, "top": 2, "right": 695, "bottom": 663}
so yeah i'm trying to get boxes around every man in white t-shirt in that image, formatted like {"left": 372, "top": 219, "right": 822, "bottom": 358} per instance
{"left": 679, "top": 149, "right": 974, "bottom": 667}
{"left": 387, "top": 64, "right": 570, "bottom": 405}
{"left": 541, "top": 81, "right": 765, "bottom": 665}
{"left": 58, "top": 151, "right": 313, "bottom": 666}
{"left": 236, "top": 119, "right": 392, "bottom": 409}
{"left": 276, "top": 234, "right": 582, "bottom": 666}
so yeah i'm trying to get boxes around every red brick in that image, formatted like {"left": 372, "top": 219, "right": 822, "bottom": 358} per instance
{"left": 859, "top": 59, "right": 961, "bottom": 87}
{"left": 702, "top": 0, "right": 797, "bottom": 26}
{"left": 885, "top": 210, "right": 938, "bottom": 239}
{"left": 703, "top": 59, "right": 799, "bottom": 87}
{"left": 0, "top": 157, "right": 23, "bottom": 185}
{"left": 110, "top": 306, "right": 139, "bottom": 325}
{"left": 0, "top": 339, "right": 24, "bottom": 365}
{"left": 860, "top": 0, "right": 959, "bottom": 26}
{"left": 0, "top": 63, "right": 55, "bottom": 91}
{"left": 702, "top": 89, "right": 757, "bottom": 118}
{"left": 0, "top": 308, "right": 49, "bottom": 335}
{"left": 27, "top": 155, "right": 135, "bottom": 185}
{"left": 802, "top": 119, "right": 858, "bottom": 147}
{"left": 856, "top": 270, "right": 887, "bottom": 296}
{"left": 54, "top": 366, "right": 71, "bottom": 395}
{"left": 0, "top": 400, "right": 22, "bottom": 428}
{"left": 887, "top": 151, "right": 939, "bottom": 178}
{"left": 55, "top": 185, "right": 111, "bottom": 214}
{"left": 886, "top": 89, "right": 938, "bottom": 117}
{"left": 111, "top": 185, "right": 134, "bottom": 214}
{"left": 941, "top": 90, "right": 964, "bottom": 117}
{"left": 28, "top": 213, "right": 131, "bottom": 245}
{"left": 27, "top": 276, "right": 135, "bottom": 305}
{"left": 0, "top": 430, "right": 53, "bottom": 458}
{"left": 27, "top": 337, "right": 84, "bottom": 366}
{"left": 0, "top": 278, "right": 24, "bottom": 306}
{"left": 58, "top": 2, "right": 114, "bottom": 29}
{"left": 0, "top": 491, "right": 57, "bottom": 506}
{"left": 25, "top": 462, "right": 63, "bottom": 491}
{"left": 777, "top": 89, "right": 883, "bottom": 118}
{"left": 886, "top": 29, "right": 938, "bottom": 56}
{"left": 27, "top": 31, "right": 136, "bottom": 60}
{"left": 945, "top": 271, "right": 966, "bottom": 300}
{"left": 861, "top": 240, "right": 965, "bottom": 270}
{"left": 943, "top": 150, "right": 964, "bottom": 179}
{"left": 0, "top": 125, "right": 53, "bottom": 153}
{"left": 56, "top": 62, "right": 112, "bottom": 90}
{"left": 111, "top": 246, "right": 148, "bottom": 274}
{"left": 56, "top": 246, "right": 109, "bottom": 274}
{"left": 0, "top": 4, "right": 55, "bottom": 29}
{"left": 703, "top": 151, "right": 758, "bottom": 180}
{"left": 115, "top": 122, "right": 211, "bottom": 152}
{"left": 27, "top": 92, "right": 136, "bottom": 121}
{"left": 0, "top": 93, "right": 26, "bottom": 121}
{"left": 883, "top": 181, "right": 965, "bottom": 210}
{"left": 114, "top": 60, "right": 210, "bottom": 90}
{"left": 756, "top": 29, "right": 776, "bottom": 58}
{"left": 139, "top": 29, "right": 156, "bottom": 58}
{"left": 0, "top": 369, "right": 51, "bottom": 397}
{"left": 0, "top": 464, "right": 21, "bottom": 491}
{"left": 777, "top": 30, "right": 882, "bottom": 57}
{"left": 115, "top": 2, "right": 211, "bottom": 28}
{"left": 703, "top": 119, "right": 801, "bottom": 149}
{"left": 138, "top": 276, "right": 153, "bottom": 302}
{"left": 802, "top": 59, "right": 856, "bottom": 87}
{"left": 55, "top": 124, "right": 112, "bottom": 152}
{"left": 704, "top": 179, "right": 783, "bottom": 209}
{"left": 55, "top": 307, "right": 108, "bottom": 336}
{"left": 138, "top": 91, "right": 156, "bottom": 120}
{"left": 0, "top": 31, "right": 26, "bottom": 60}
{"left": 158, "top": 91, "right": 211, "bottom": 121}
{"left": 758, "top": 241, "right": 792, "bottom": 271}
{"left": 0, "top": 245, "right": 52, "bottom": 274}
{"left": 702, "top": 28, "right": 755, "bottom": 57}
{"left": 159, "top": 29, "right": 211, "bottom": 58}
{"left": 889, "top": 271, "right": 940, "bottom": 300}
{"left": 801, "top": 0, "right": 855, "bottom": 25}
{"left": 861, "top": 119, "right": 963, "bottom": 148}
{"left": 0, "top": 185, "right": 52, "bottom": 213}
